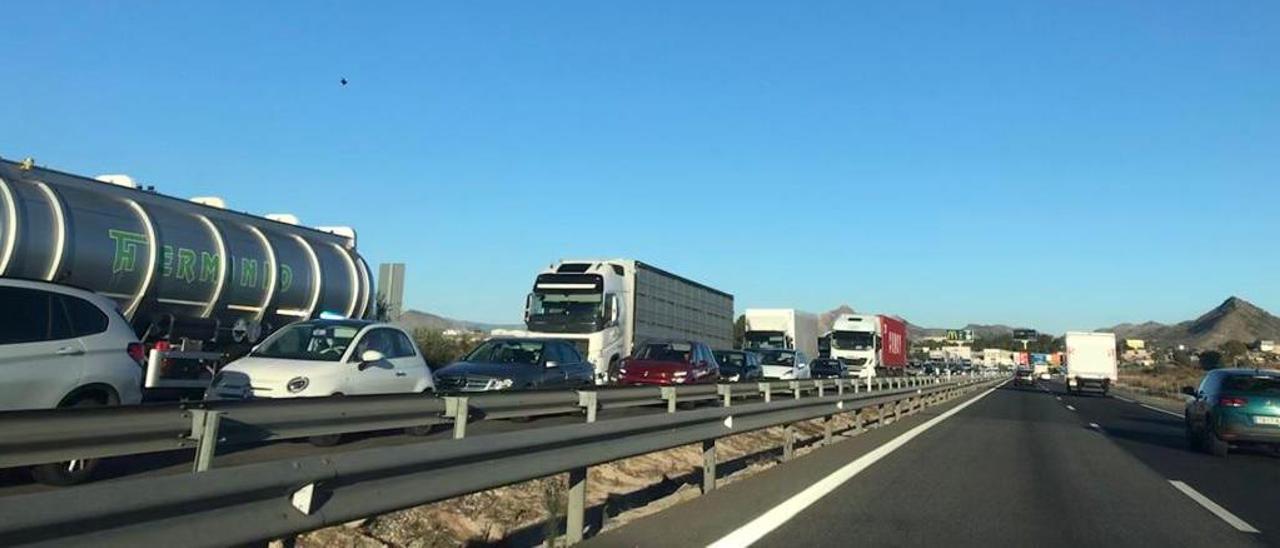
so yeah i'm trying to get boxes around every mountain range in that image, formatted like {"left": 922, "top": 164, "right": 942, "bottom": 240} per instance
{"left": 1097, "top": 296, "right": 1280, "bottom": 349}
{"left": 393, "top": 309, "right": 520, "bottom": 333}
{"left": 396, "top": 296, "right": 1280, "bottom": 351}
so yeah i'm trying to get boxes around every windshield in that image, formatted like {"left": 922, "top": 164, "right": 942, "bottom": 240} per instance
{"left": 832, "top": 331, "right": 874, "bottom": 351}
{"left": 714, "top": 352, "right": 746, "bottom": 368}
{"left": 635, "top": 342, "right": 694, "bottom": 363}
{"left": 758, "top": 350, "right": 796, "bottom": 366}
{"left": 251, "top": 323, "right": 360, "bottom": 362}
{"left": 744, "top": 331, "right": 787, "bottom": 349}
{"left": 1222, "top": 375, "right": 1280, "bottom": 395}
{"left": 527, "top": 290, "right": 603, "bottom": 334}
{"left": 464, "top": 340, "right": 546, "bottom": 366}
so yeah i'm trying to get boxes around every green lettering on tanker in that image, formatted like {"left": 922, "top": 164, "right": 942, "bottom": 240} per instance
{"left": 200, "top": 252, "right": 218, "bottom": 282}
{"left": 108, "top": 229, "right": 148, "bottom": 274}
{"left": 177, "top": 249, "right": 197, "bottom": 283}
{"left": 161, "top": 245, "right": 174, "bottom": 277}
{"left": 240, "top": 258, "right": 257, "bottom": 288}
{"left": 280, "top": 264, "right": 293, "bottom": 292}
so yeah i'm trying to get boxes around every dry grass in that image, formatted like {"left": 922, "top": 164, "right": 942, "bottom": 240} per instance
{"left": 1118, "top": 364, "right": 1207, "bottom": 398}
{"left": 295, "top": 399, "right": 923, "bottom": 547}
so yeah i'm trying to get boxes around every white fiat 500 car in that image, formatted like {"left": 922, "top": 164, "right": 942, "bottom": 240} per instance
{"left": 206, "top": 319, "right": 435, "bottom": 400}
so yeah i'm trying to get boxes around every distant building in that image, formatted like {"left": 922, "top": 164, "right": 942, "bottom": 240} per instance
{"left": 1255, "top": 340, "right": 1276, "bottom": 353}
{"left": 377, "top": 263, "right": 406, "bottom": 321}
{"left": 1123, "top": 339, "right": 1145, "bottom": 350}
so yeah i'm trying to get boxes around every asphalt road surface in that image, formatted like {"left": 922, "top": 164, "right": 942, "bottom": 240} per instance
{"left": 590, "top": 379, "right": 1276, "bottom": 547}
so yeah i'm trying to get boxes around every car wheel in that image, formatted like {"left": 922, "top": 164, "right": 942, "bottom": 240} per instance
{"left": 308, "top": 434, "right": 343, "bottom": 447}
{"left": 405, "top": 424, "right": 442, "bottom": 436}
{"left": 30, "top": 398, "right": 105, "bottom": 486}
{"left": 1185, "top": 422, "right": 1203, "bottom": 452}
{"left": 1205, "top": 427, "right": 1229, "bottom": 457}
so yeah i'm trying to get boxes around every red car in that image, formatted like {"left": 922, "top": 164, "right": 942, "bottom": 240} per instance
{"left": 617, "top": 340, "right": 720, "bottom": 385}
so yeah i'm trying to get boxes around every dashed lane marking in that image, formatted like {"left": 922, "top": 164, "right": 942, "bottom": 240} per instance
{"left": 1066, "top": 405, "right": 1076, "bottom": 411}
{"left": 1168, "top": 480, "right": 1260, "bottom": 534}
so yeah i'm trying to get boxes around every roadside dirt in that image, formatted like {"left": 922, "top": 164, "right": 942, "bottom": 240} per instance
{"left": 295, "top": 406, "right": 891, "bottom": 547}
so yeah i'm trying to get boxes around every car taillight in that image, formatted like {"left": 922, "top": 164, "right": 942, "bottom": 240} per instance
{"left": 1220, "top": 396, "right": 1248, "bottom": 408}
{"left": 127, "top": 342, "right": 146, "bottom": 367}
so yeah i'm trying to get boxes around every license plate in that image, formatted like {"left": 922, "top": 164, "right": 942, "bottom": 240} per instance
{"left": 1254, "top": 416, "right": 1280, "bottom": 426}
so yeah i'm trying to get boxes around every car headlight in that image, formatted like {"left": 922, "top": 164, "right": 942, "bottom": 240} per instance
{"left": 728, "top": 374, "right": 741, "bottom": 382}
{"left": 484, "top": 378, "right": 515, "bottom": 391}
{"left": 286, "top": 376, "right": 310, "bottom": 394}
{"left": 1068, "top": 378, "right": 1078, "bottom": 386}
{"left": 618, "top": 368, "right": 628, "bottom": 375}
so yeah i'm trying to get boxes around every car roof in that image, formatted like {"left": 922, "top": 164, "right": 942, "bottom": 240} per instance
{"left": 1217, "top": 368, "right": 1280, "bottom": 377}
{"left": 0, "top": 277, "right": 122, "bottom": 310}
{"left": 485, "top": 337, "right": 561, "bottom": 343}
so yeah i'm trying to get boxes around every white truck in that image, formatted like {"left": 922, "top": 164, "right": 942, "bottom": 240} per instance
{"left": 1064, "top": 331, "right": 1117, "bottom": 395}
{"left": 517, "top": 259, "right": 734, "bottom": 383}
{"left": 829, "top": 313, "right": 909, "bottom": 378}
{"left": 742, "top": 309, "right": 819, "bottom": 358}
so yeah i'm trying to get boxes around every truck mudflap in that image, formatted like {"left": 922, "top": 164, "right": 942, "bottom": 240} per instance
{"left": 1068, "top": 376, "right": 1111, "bottom": 395}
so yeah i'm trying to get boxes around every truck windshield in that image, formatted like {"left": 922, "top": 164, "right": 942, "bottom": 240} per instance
{"left": 832, "top": 331, "right": 873, "bottom": 351}
{"left": 744, "top": 331, "right": 786, "bottom": 349}
{"left": 251, "top": 323, "right": 360, "bottom": 362}
{"left": 527, "top": 291, "right": 603, "bottom": 334}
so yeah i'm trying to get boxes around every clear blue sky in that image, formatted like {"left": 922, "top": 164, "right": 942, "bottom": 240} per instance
{"left": 4, "top": 2, "right": 1278, "bottom": 333}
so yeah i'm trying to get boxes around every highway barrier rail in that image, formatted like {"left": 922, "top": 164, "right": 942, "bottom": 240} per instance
{"left": 0, "top": 373, "right": 1004, "bottom": 547}
{"left": 0, "top": 374, "right": 945, "bottom": 471}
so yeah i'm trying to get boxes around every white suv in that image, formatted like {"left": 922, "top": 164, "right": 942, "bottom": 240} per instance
{"left": 0, "top": 278, "right": 146, "bottom": 484}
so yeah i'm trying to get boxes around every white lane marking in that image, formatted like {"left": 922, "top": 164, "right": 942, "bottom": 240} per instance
{"left": 1168, "top": 480, "right": 1260, "bottom": 534}
{"left": 1140, "top": 403, "right": 1183, "bottom": 418}
{"left": 1088, "top": 422, "right": 1101, "bottom": 430}
{"left": 1113, "top": 395, "right": 1135, "bottom": 403}
{"left": 1066, "top": 405, "right": 1076, "bottom": 411}
{"left": 707, "top": 380, "right": 1008, "bottom": 548}
{"left": 1055, "top": 396, "right": 1062, "bottom": 401}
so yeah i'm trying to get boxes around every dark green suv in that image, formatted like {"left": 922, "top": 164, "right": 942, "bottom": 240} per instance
{"left": 1183, "top": 368, "right": 1280, "bottom": 457}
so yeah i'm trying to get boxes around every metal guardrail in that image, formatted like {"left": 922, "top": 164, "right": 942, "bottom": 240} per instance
{"left": 0, "top": 374, "right": 951, "bottom": 470}
{"left": 0, "top": 374, "right": 1003, "bottom": 547}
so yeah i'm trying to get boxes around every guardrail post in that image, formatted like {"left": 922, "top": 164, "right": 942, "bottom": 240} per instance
{"left": 717, "top": 385, "right": 733, "bottom": 407}
{"left": 875, "top": 403, "right": 884, "bottom": 426}
{"left": 823, "top": 415, "right": 833, "bottom": 446}
{"left": 702, "top": 439, "right": 717, "bottom": 494}
{"left": 816, "top": 380, "right": 825, "bottom": 398}
{"left": 577, "top": 391, "right": 598, "bottom": 423}
{"left": 866, "top": 378, "right": 873, "bottom": 392}
{"left": 661, "top": 387, "right": 677, "bottom": 413}
{"left": 566, "top": 467, "right": 588, "bottom": 545}
{"left": 894, "top": 399, "right": 902, "bottom": 422}
{"left": 444, "top": 396, "right": 469, "bottom": 439}
{"left": 189, "top": 409, "right": 223, "bottom": 472}
{"left": 783, "top": 424, "right": 795, "bottom": 461}
{"left": 837, "top": 379, "right": 845, "bottom": 397}
{"left": 789, "top": 381, "right": 801, "bottom": 399}
{"left": 855, "top": 407, "right": 865, "bottom": 434}
{"left": 759, "top": 382, "right": 772, "bottom": 403}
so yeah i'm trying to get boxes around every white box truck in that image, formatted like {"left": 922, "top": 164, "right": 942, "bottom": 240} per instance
{"left": 1064, "top": 331, "right": 1117, "bottom": 395}
{"left": 517, "top": 259, "right": 734, "bottom": 383}
{"left": 742, "top": 309, "right": 820, "bottom": 358}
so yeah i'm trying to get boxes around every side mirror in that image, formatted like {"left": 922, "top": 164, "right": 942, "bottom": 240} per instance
{"left": 1181, "top": 386, "right": 1197, "bottom": 397}
{"left": 545, "top": 360, "right": 560, "bottom": 369}
{"left": 359, "top": 349, "right": 385, "bottom": 367}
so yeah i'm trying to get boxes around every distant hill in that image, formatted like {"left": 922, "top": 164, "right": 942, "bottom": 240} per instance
{"left": 1098, "top": 296, "right": 1280, "bottom": 349}
{"left": 394, "top": 309, "right": 520, "bottom": 333}
{"left": 818, "top": 305, "right": 856, "bottom": 333}
{"left": 908, "top": 322, "right": 1019, "bottom": 340}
